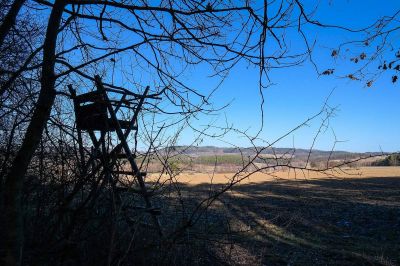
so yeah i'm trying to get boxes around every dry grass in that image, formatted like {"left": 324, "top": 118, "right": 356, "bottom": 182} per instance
{"left": 154, "top": 167, "right": 400, "bottom": 265}
{"left": 148, "top": 166, "right": 400, "bottom": 185}
{"left": 114, "top": 167, "right": 400, "bottom": 264}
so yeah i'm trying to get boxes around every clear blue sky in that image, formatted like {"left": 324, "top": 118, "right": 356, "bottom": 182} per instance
{"left": 174, "top": 0, "right": 400, "bottom": 152}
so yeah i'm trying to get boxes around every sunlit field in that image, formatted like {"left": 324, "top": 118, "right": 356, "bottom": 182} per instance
{"left": 149, "top": 166, "right": 400, "bottom": 184}
{"left": 148, "top": 167, "right": 400, "bottom": 265}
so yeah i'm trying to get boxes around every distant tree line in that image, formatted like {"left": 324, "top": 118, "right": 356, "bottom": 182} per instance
{"left": 372, "top": 154, "right": 400, "bottom": 166}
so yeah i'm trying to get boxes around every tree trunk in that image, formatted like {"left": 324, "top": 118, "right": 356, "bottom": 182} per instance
{"left": 0, "top": 0, "right": 27, "bottom": 47}
{"left": 1, "top": 1, "right": 65, "bottom": 265}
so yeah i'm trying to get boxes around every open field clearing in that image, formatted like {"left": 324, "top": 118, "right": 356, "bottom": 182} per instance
{"left": 148, "top": 166, "right": 400, "bottom": 185}
{"left": 152, "top": 167, "right": 400, "bottom": 265}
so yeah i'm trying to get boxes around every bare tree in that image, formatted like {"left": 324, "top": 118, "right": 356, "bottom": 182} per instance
{"left": 321, "top": 9, "right": 400, "bottom": 86}
{"left": 0, "top": 0, "right": 27, "bottom": 47}
{"left": 0, "top": 1, "right": 398, "bottom": 265}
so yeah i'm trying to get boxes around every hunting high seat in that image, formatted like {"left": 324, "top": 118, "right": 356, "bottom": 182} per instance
{"left": 70, "top": 89, "right": 136, "bottom": 132}
{"left": 68, "top": 76, "right": 163, "bottom": 236}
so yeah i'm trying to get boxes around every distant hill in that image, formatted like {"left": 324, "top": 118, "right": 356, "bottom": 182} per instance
{"left": 162, "top": 145, "right": 384, "bottom": 160}
{"left": 146, "top": 146, "right": 393, "bottom": 172}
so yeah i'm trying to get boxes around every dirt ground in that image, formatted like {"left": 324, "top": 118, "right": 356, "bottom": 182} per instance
{"left": 158, "top": 167, "right": 400, "bottom": 265}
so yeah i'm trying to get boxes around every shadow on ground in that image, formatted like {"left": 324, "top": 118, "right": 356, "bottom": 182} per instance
{"left": 173, "top": 176, "right": 400, "bottom": 265}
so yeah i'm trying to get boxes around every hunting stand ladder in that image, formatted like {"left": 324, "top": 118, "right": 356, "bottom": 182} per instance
{"left": 68, "top": 75, "right": 162, "bottom": 236}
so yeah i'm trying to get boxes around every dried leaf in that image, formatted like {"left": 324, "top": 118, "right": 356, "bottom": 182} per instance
{"left": 331, "top": 50, "right": 338, "bottom": 57}
{"left": 366, "top": 80, "right": 373, "bottom": 87}
{"left": 348, "top": 74, "right": 359, "bottom": 80}
{"left": 392, "top": 75, "right": 398, "bottom": 83}
{"left": 322, "top": 69, "right": 334, "bottom": 75}
{"left": 360, "top": 52, "right": 366, "bottom": 60}
{"left": 351, "top": 57, "right": 359, "bottom": 63}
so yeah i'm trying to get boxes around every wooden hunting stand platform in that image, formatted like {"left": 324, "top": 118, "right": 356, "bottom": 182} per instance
{"left": 68, "top": 75, "right": 162, "bottom": 236}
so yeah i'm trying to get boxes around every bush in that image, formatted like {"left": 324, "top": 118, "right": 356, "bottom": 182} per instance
{"left": 372, "top": 154, "right": 400, "bottom": 166}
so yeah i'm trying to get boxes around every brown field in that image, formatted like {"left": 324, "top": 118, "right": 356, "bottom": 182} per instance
{"left": 149, "top": 166, "right": 400, "bottom": 185}
{"left": 154, "top": 167, "right": 400, "bottom": 265}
